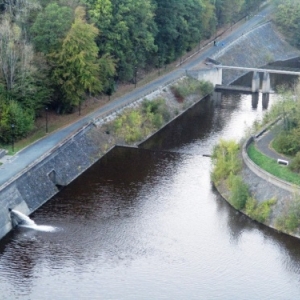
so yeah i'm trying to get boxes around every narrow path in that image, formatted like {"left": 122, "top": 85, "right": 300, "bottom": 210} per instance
{"left": 256, "top": 129, "right": 289, "bottom": 161}
{"left": 0, "top": 5, "right": 273, "bottom": 188}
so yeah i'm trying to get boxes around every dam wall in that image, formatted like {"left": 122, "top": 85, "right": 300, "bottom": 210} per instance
{"left": 0, "top": 123, "right": 109, "bottom": 239}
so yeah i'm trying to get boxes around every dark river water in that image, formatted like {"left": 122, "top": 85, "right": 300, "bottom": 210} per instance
{"left": 1, "top": 73, "right": 300, "bottom": 299}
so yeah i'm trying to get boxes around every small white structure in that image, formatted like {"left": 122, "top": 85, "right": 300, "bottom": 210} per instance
{"left": 277, "top": 158, "right": 289, "bottom": 166}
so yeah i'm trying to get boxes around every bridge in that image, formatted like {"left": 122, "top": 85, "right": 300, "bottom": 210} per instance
{"left": 188, "top": 59, "right": 300, "bottom": 94}
{"left": 216, "top": 65, "right": 300, "bottom": 93}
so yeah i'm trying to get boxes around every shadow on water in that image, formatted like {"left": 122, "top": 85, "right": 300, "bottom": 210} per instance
{"left": 140, "top": 94, "right": 242, "bottom": 152}
{"left": 212, "top": 185, "right": 300, "bottom": 271}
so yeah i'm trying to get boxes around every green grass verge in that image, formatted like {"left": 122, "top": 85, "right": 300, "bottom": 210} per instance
{"left": 247, "top": 143, "right": 300, "bottom": 186}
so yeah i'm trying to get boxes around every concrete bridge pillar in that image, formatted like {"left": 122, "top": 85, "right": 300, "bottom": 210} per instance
{"left": 252, "top": 71, "right": 260, "bottom": 92}
{"left": 262, "top": 72, "right": 271, "bottom": 93}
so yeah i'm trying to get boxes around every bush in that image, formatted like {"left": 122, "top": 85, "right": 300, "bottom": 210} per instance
{"left": 273, "top": 131, "right": 300, "bottom": 156}
{"left": 171, "top": 78, "right": 213, "bottom": 102}
{"left": 0, "top": 100, "right": 34, "bottom": 144}
{"left": 112, "top": 97, "right": 170, "bottom": 144}
{"left": 289, "top": 151, "right": 300, "bottom": 173}
{"left": 245, "top": 197, "right": 276, "bottom": 223}
{"left": 199, "top": 80, "right": 214, "bottom": 95}
{"left": 211, "top": 139, "right": 241, "bottom": 185}
{"left": 276, "top": 197, "right": 300, "bottom": 233}
{"left": 229, "top": 175, "right": 249, "bottom": 210}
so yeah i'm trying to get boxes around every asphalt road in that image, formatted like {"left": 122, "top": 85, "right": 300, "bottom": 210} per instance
{"left": 0, "top": 4, "right": 273, "bottom": 188}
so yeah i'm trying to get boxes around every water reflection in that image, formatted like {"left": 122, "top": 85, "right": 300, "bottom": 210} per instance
{"left": 262, "top": 93, "right": 270, "bottom": 109}
{"left": 252, "top": 93, "right": 259, "bottom": 109}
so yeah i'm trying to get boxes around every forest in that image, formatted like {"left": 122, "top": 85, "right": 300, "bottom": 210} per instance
{"left": 0, "top": 0, "right": 267, "bottom": 143}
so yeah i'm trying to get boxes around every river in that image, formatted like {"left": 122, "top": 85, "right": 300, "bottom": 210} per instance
{"left": 1, "top": 74, "right": 300, "bottom": 299}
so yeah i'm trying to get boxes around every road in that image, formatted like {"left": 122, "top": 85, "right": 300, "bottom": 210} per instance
{"left": 0, "top": 4, "right": 273, "bottom": 188}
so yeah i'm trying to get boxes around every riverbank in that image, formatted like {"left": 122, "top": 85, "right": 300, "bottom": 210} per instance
{"left": 212, "top": 119, "right": 300, "bottom": 239}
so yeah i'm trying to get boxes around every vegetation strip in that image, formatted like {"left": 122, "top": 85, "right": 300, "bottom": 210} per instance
{"left": 211, "top": 139, "right": 276, "bottom": 223}
{"left": 247, "top": 143, "right": 300, "bottom": 186}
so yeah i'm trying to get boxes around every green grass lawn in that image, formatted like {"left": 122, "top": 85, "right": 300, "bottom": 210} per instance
{"left": 247, "top": 143, "right": 300, "bottom": 186}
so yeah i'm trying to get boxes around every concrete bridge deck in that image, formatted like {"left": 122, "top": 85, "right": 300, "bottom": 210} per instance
{"left": 217, "top": 65, "right": 300, "bottom": 76}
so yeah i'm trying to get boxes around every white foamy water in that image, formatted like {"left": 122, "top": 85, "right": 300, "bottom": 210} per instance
{"left": 19, "top": 224, "right": 58, "bottom": 232}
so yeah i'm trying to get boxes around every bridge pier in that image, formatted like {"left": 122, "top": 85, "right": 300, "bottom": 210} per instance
{"left": 252, "top": 71, "right": 260, "bottom": 92}
{"left": 262, "top": 72, "right": 271, "bottom": 93}
{"left": 187, "top": 67, "right": 222, "bottom": 86}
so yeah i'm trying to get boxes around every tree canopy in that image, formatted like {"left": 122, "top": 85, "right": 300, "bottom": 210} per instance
{"left": 0, "top": 0, "right": 265, "bottom": 143}
{"left": 275, "top": 0, "right": 300, "bottom": 48}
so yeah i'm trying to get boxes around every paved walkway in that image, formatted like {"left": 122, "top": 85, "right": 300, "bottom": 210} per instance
{"left": 256, "top": 126, "right": 290, "bottom": 161}
{"left": 0, "top": 5, "right": 273, "bottom": 188}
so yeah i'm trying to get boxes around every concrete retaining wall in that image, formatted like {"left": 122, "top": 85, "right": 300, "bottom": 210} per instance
{"left": 0, "top": 123, "right": 105, "bottom": 239}
{"left": 187, "top": 68, "right": 222, "bottom": 86}
{"left": 242, "top": 136, "right": 300, "bottom": 194}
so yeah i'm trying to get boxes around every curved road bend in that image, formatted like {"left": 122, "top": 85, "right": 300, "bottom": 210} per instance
{"left": 0, "top": 5, "right": 273, "bottom": 187}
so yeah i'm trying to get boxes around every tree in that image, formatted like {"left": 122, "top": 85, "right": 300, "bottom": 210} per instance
{"left": 51, "top": 6, "right": 103, "bottom": 111}
{"left": 215, "top": 0, "right": 245, "bottom": 25}
{"left": 87, "top": 0, "right": 157, "bottom": 81}
{"left": 98, "top": 53, "right": 116, "bottom": 93}
{"left": 0, "top": 98, "right": 35, "bottom": 143}
{"left": 275, "top": 0, "right": 300, "bottom": 48}
{"left": 154, "top": 0, "right": 206, "bottom": 63}
{"left": 30, "top": 3, "right": 73, "bottom": 54}
{"left": 0, "top": 16, "right": 20, "bottom": 91}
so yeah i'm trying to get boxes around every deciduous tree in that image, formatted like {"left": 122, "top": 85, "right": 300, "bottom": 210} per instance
{"left": 30, "top": 3, "right": 73, "bottom": 54}
{"left": 51, "top": 6, "right": 103, "bottom": 110}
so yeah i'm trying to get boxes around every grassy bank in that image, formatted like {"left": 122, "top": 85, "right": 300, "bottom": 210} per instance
{"left": 104, "top": 78, "right": 213, "bottom": 145}
{"left": 247, "top": 143, "right": 300, "bottom": 186}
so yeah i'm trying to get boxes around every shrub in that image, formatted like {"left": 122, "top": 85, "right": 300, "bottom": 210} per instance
{"left": 273, "top": 131, "right": 300, "bottom": 156}
{"left": 229, "top": 175, "right": 249, "bottom": 210}
{"left": 0, "top": 100, "right": 34, "bottom": 143}
{"left": 111, "top": 97, "right": 170, "bottom": 144}
{"left": 199, "top": 80, "right": 214, "bottom": 95}
{"left": 245, "top": 197, "right": 276, "bottom": 223}
{"left": 153, "top": 114, "right": 163, "bottom": 128}
{"left": 289, "top": 151, "right": 300, "bottom": 173}
{"left": 171, "top": 78, "right": 213, "bottom": 102}
{"left": 276, "top": 196, "right": 300, "bottom": 233}
{"left": 211, "top": 139, "right": 241, "bottom": 185}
